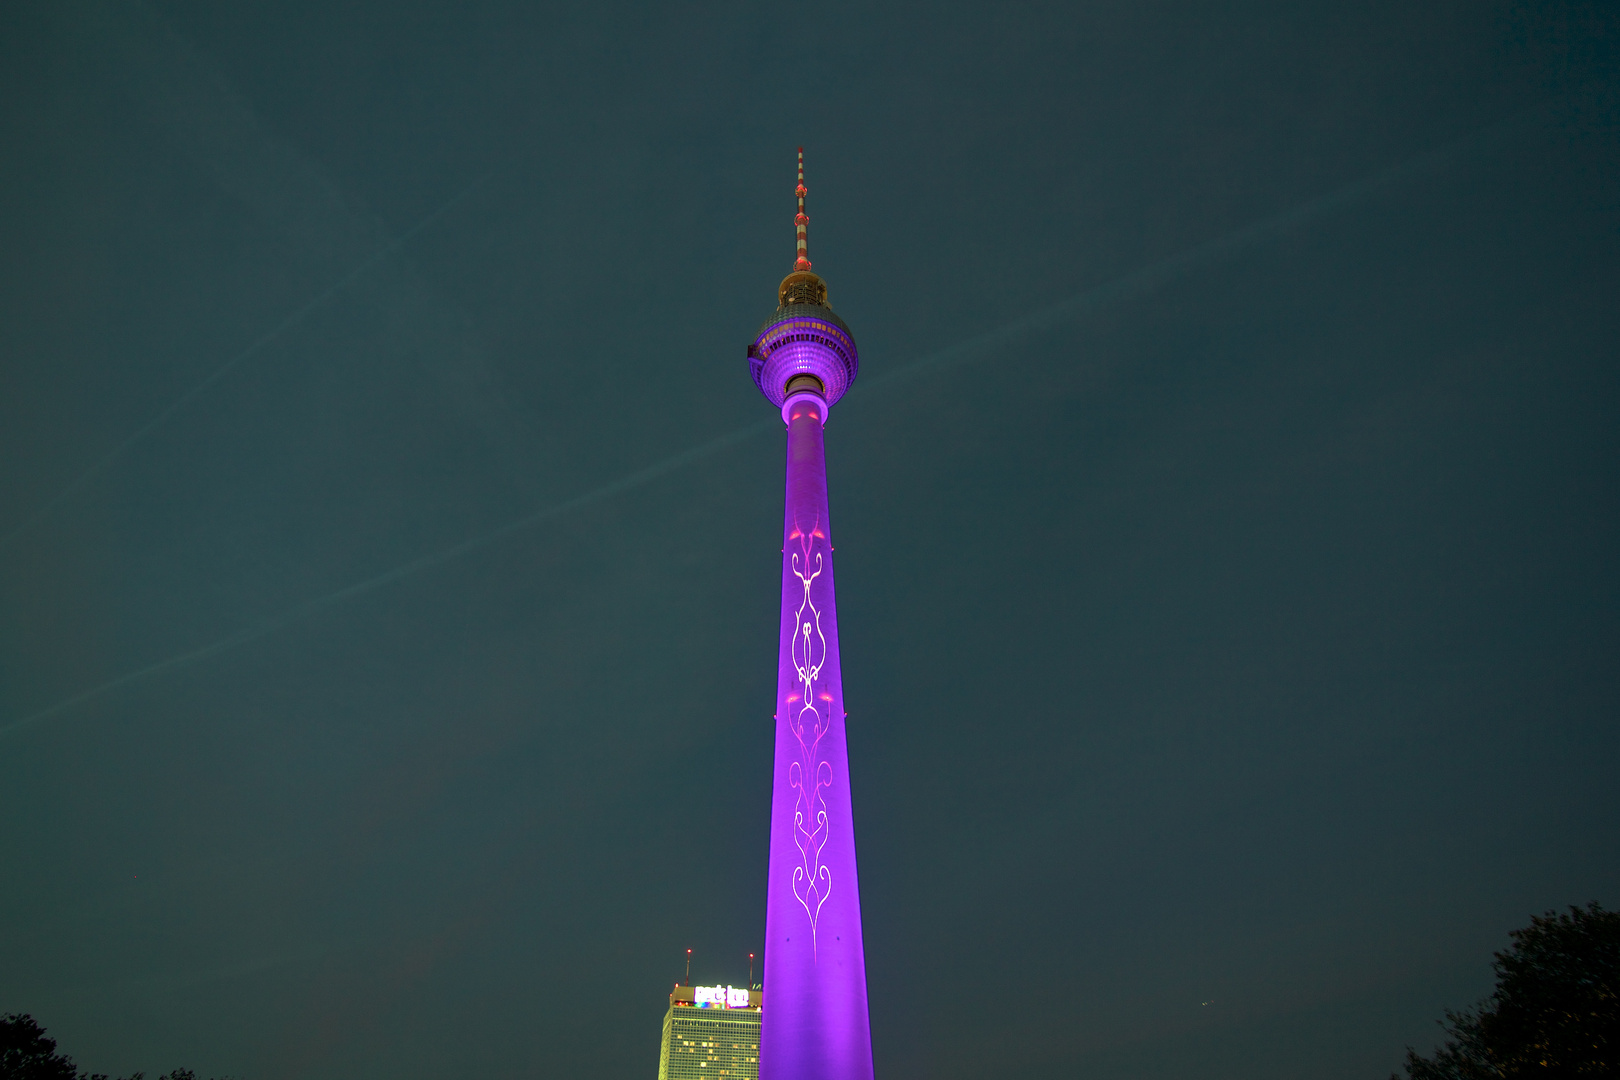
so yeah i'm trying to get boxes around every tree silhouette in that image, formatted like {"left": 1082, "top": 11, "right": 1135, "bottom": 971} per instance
{"left": 0, "top": 1015, "right": 229, "bottom": 1080}
{"left": 1396, "top": 902, "right": 1619, "bottom": 1078}
{"left": 1, "top": 1015, "right": 80, "bottom": 1080}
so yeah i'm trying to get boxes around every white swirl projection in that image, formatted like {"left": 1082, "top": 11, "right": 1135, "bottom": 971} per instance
{"left": 787, "top": 520, "right": 834, "bottom": 946}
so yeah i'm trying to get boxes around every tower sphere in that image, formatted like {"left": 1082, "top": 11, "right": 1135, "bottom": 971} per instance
{"left": 747, "top": 151, "right": 859, "bottom": 421}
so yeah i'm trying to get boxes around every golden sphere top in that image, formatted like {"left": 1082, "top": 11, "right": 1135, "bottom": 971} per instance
{"left": 778, "top": 271, "right": 828, "bottom": 308}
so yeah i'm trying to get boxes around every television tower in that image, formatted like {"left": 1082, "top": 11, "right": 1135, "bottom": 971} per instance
{"left": 747, "top": 149, "right": 874, "bottom": 1080}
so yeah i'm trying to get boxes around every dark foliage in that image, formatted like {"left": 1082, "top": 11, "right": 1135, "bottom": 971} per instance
{"left": 0, "top": 1015, "right": 80, "bottom": 1080}
{"left": 0, "top": 1016, "right": 228, "bottom": 1080}
{"left": 1396, "top": 902, "right": 1620, "bottom": 1078}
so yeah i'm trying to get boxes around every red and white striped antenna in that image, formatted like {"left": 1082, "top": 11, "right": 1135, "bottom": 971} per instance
{"left": 794, "top": 147, "right": 811, "bottom": 272}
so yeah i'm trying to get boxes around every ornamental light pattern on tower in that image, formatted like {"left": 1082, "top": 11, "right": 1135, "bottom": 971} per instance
{"left": 747, "top": 149, "right": 875, "bottom": 1080}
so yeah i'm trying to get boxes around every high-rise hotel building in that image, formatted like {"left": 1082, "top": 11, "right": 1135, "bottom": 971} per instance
{"left": 657, "top": 984, "right": 763, "bottom": 1080}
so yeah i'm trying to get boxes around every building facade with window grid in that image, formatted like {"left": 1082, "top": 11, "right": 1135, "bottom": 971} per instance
{"left": 657, "top": 985, "right": 762, "bottom": 1080}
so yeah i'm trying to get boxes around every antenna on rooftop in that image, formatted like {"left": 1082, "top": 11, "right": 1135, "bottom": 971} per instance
{"left": 685, "top": 947, "right": 693, "bottom": 986}
{"left": 749, "top": 952, "right": 756, "bottom": 989}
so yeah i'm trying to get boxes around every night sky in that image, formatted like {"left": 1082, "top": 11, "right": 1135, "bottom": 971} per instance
{"left": 2, "top": 2, "right": 1617, "bottom": 1077}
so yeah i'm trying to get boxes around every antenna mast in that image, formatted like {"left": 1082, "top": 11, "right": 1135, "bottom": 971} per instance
{"left": 795, "top": 148, "right": 811, "bottom": 272}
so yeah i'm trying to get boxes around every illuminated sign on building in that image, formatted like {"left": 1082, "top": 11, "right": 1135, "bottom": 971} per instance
{"left": 693, "top": 985, "right": 754, "bottom": 1009}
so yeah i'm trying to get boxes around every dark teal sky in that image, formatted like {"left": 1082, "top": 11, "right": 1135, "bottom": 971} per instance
{"left": 1, "top": 2, "right": 1616, "bottom": 1077}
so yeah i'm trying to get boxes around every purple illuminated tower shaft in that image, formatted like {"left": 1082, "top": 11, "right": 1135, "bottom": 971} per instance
{"left": 762, "top": 398, "right": 873, "bottom": 1080}
{"left": 751, "top": 150, "right": 874, "bottom": 1080}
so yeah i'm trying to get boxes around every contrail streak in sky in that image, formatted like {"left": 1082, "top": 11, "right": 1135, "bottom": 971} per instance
{"left": 860, "top": 131, "right": 1470, "bottom": 395}
{"left": 1, "top": 418, "right": 775, "bottom": 740}
{"left": 1, "top": 111, "right": 1527, "bottom": 742}
{"left": 0, "top": 175, "right": 490, "bottom": 552}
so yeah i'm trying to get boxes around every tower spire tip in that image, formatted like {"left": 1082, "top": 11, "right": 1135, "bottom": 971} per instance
{"left": 794, "top": 148, "right": 811, "bottom": 273}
